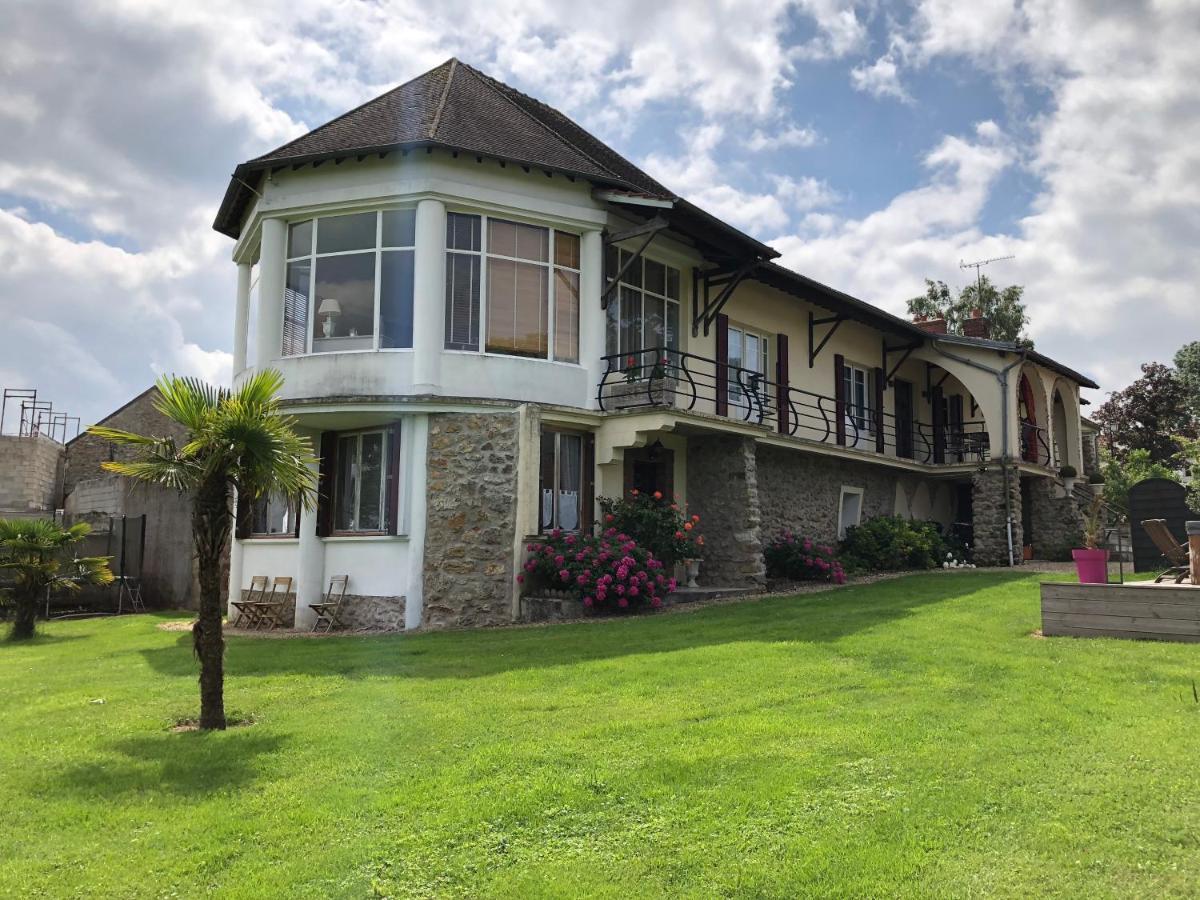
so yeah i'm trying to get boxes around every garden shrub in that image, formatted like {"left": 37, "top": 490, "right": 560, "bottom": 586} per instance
{"left": 597, "top": 490, "right": 703, "bottom": 565}
{"left": 838, "top": 516, "right": 954, "bottom": 572}
{"left": 519, "top": 528, "right": 676, "bottom": 611}
{"left": 763, "top": 532, "right": 846, "bottom": 584}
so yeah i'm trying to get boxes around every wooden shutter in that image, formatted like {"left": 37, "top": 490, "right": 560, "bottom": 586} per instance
{"left": 776, "top": 333, "right": 790, "bottom": 434}
{"left": 834, "top": 353, "right": 846, "bottom": 446}
{"left": 874, "top": 366, "right": 886, "bottom": 453}
{"left": 931, "top": 386, "right": 946, "bottom": 465}
{"left": 385, "top": 421, "right": 403, "bottom": 535}
{"left": 316, "top": 431, "right": 337, "bottom": 537}
{"left": 234, "top": 488, "right": 251, "bottom": 540}
{"left": 716, "top": 313, "right": 730, "bottom": 417}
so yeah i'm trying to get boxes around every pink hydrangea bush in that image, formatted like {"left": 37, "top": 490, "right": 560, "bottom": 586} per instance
{"left": 763, "top": 531, "right": 846, "bottom": 584}
{"left": 518, "top": 528, "right": 677, "bottom": 612}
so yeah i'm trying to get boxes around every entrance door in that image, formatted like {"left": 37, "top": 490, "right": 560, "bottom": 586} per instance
{"left": 623, "top": 445, "right": 675, "bottom": 498}
{"left": 894, "top": 379, "right": 914, "bottom": 459}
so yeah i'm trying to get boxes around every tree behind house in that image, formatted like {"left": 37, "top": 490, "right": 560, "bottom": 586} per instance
{"left": 906, "top": 275, "right": 1032, "bottom": 346}
{"left": 90, "top": 370, "right": 316, "bottom": 730}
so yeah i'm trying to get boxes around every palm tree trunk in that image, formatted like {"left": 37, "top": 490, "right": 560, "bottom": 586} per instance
{"left": 9, "top": 589, "right": 38, "bottom": 641}
{"left": 192, "top": 475, "right": 232, "bottom": 730}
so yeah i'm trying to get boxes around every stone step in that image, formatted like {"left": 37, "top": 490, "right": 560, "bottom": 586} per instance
{"left": 669, "top": 586, "right": 751, "bottom": 604}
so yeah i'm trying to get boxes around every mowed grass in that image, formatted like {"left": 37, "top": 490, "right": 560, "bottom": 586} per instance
{"left": 2, "top": 572, "right": 1199, "bottom": 898}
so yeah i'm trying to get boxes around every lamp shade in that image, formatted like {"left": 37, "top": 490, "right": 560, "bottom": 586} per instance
{"left": 317, "top": 297, "right": 341, "bottom": 316}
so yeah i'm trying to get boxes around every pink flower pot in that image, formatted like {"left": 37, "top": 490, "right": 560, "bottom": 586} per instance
{"left": 1072, "top": 548, "right": 1110, "bottom": 584}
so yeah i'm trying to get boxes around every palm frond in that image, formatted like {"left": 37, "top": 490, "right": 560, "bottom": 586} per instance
{"left": 153, "top": 374, "right": 227, "bottom": 433}
{"left": 103, "top": 458, "right": 201, "bottom": 491}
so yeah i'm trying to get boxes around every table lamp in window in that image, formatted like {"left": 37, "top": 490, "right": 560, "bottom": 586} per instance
{"left": 318, "top": 297, "right": 341, "bottom": 338}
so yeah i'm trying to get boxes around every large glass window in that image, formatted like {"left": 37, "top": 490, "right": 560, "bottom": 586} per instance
{"left": 282, "top": 210, "right": 416, "bottom": 355}
{"left": 842, "top": 362, "right": 874, "bottom": 436}
{"left": 250, "top": 493, "right": 296, "bottom": 536}
{"left": 333, "top": 429, "right": 390, "bottom": 533}
{"left": 539, "top": 429, "right": 586, "bottom": 532}
{"left": 444, "top": 213, "right": 579, "bottom": 361}
{"left": 604, "top": 248, "right": 681, "bottom": 361}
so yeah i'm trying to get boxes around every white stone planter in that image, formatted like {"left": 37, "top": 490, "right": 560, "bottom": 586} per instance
{"left": 684, "top": 558, "right": 701, "bottom": 589}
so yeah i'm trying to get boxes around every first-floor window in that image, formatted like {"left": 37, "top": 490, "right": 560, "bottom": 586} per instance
{"left": 604, "top": 249, "right": 681, "bottom": 364}
{"left": 842, "top": 362, "right": 873, "bottom": 435}
{"left": 539, "top": 429, "right": 589, "bottom": 532}
{"left": 727, "top": 325, "right": 768, "bottom": 410}
{"left": 250, "top": 493, "right": 296, "bottom": 536}
{"left": 333, "top": 429, "right": 390, "bottom": 533}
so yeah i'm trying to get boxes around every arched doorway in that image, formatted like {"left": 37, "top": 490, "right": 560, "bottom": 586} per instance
{"left": 1018, "top": 373, "right": 1041, "bottom": 464}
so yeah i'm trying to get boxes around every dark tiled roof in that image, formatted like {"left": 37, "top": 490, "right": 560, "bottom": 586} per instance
{"left": 213, "top": 59, "right": 674, "bottom": 238}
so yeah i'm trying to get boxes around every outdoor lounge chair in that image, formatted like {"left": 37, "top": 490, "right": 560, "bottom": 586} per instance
{"left": 310, "top": 575, "right": 349, "bottom": 633}
{"left": 230, "top": 575, "right": 268, "bottom": 627}
{"left": 1140, "top": 519, "right": 1192, "bottom": 584}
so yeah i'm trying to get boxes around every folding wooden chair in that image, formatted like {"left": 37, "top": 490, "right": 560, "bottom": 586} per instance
{"left": 1141, "top": 519, "right": 1191, "bottom": 584}
{"left": 254, "top": 576, "right": 293, "bottom": 630}
{"left": 310, "top": 575, "right": 350, "bottom": 633}
{"left": 230, "top": 575, "right": 268, "bottom": 627}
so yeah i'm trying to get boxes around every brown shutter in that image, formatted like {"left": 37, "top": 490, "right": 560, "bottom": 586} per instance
{"left": 776, "top": 333, "right": 790, "bottom": 434}
{"left": 716, "top": 313, "right": 729, "bottom": 417}
{"left": 234, "top": 488, "right": 251, "bottom": 539}
{"left": 874, "top": 366, "right": 886, "bottom": 453}
{"left": 385, "top": 421, "right": 403, "bottom": 535}
{"left": 834, "top": 353, "right": 846, "bottom": 446}
{"left": 316, "top": 431, "right": 337, "bottom": 537}
{"left": 583, "top": 433, "right": 595, "bottom": 534}
{"left": 931, "top": 386, "right": 946, "bottom": 464}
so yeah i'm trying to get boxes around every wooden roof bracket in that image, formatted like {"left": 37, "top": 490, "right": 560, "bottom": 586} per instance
{"left": 600, "top": 216, "right": 669, "bottom": 309}
{"left": 923, "top": 362, "right": 952, "bottom": 398}
{"left": 808, "top": 311, "right": 845, "bottom": 367}
{"left": 881, "top": 338, "right": 922, "bottom": 386}
{"left": 693, "top": 260, "right": 758, "bottom": 337}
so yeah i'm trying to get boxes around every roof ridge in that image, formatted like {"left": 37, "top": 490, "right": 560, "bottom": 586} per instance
{"left": 428, "top": 58, "right": 457, "bottom": 139}
{"left": 251, "top": 58, "right": 457, "bottom": 163}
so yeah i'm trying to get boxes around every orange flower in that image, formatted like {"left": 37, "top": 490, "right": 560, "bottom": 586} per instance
{"left": 653, "top": 490, "right": 662, "bottom": 500}
{"left": 684, "top": 522, "right": 693, "bottom": 531}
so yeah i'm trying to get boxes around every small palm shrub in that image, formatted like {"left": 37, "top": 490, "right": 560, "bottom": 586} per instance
{"left": 598, "top": 490, "right": 703, "bottom": 565}
{"left": 764, "top": 532, "right": 846, "bottom": 584}
{"left": 519, "top": 528, "right": 676, "bottom": 611}
{"left": 838, "top": 516, "right": 950, "bottom": 572}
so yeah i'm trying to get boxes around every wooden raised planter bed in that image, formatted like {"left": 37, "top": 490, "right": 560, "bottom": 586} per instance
{"left": 1040, "top": 581, "right": 1200, "bottom": 643}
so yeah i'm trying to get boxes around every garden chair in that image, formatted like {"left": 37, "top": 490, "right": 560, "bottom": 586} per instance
{"left": 1140, "top": 519, "right": 1191, "bottom": 584}
{"left": 252, "top": 576, "right": 293, "bottom": 630}
{"left": 230, "top": 575, "right": 268, "bottom": 627}
{"left": 310, "top": 575, "right": 350, "bottom": 633}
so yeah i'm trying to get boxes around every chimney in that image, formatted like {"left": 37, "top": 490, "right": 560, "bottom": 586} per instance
{"left": 916, "top": 317, "right": 947, "bottom": 334}
{"left": 962, "top": 308, "right": 991, "bottom": 339}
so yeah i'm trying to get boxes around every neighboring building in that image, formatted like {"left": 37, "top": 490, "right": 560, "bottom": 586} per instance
{"left": 214, "top": 59, "right": 1098, "bottom": 630}
{"left": 0, "top": 432, "right": 65, "bottom": 520}
{"left": 63, "top": 387, "right": 222, "bottom": 609}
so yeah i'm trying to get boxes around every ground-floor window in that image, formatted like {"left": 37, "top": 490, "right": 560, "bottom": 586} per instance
{"left": 837, "top": 485, "right": 864, "bottom": 539}
{"left": 317, "top": 423, "right": 402, "bottom": 536}
{"left": 539, "top": 428, "right": 592, "bottom": 532}
{"left": 250, "top": 494, "right": 296, "bottom": 536}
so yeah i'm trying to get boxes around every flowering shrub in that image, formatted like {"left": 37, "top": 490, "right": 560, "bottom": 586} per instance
{"left": 838, "top": 516, "right": 949, "bottom": 572}
{"left": 598, "top": 490, "right": 703, "bottom": 565}
{"left": 518, "top": 528, "right": 676, "bottom": 612}
{"left": 763, "top": 532, "right": 846, "bottom": 584}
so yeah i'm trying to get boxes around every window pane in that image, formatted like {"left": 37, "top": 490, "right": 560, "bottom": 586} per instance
{"left": 245, "top": 265, "right": 260, "bottom": 367}
{"left": 727, "top": 328, "right": 744, "bottom": 368}
{"left": 666, "top": 266, "right": 680, "bottom": 301}
{"left": 555, "top": 232, "right": 580, "bottom": 269}
{"left": 287, "top": 220, "right": 312, "bottom": 259}
{"left": 644, "top": 259, "right": 666, "bottom": 296}
{"left": 317, "top": 212, "right": 377, "bottom": 254}
{"left": 312, "top": 253, "right": 376, "bottom": 351}
{"left": 334, "top": 436, "right": 357, "bottom": 531}
{"left": 554, "top": 269, "right": 580, "bottom": 363}
{"left": 619, "top": 286, "right": 642, "bottom": 359}
{"left": 380, "top": 250, "right": 414, "bottom": 348}
{"left": 643, "top": 294, "right": 665, "bottom": 350}
{"left": 446, "top": 212, "right": 481, "bottom": 251}
{"left": 252, "top": 493, "right": 293, "bottom": 535}
{"left": 488, "top": 219, "right": 548, "bottom": 262}
{"left": 444, "top": 253, "right": 480, "bottom": 350}
{"left": 605, "top": 295, "right": 619, "bottom": 356}
{"left": 382, "top": 209, "right": 416, "bottom": 248}
{"left": 486, "top": 257, "right": 548, "bottom": 357}
{"left": 358, "top": 433, "right": 384, "bottom": 531}
{"left": 539, "top": 431, "right": 556, "bottom": 532}
{"left": 619, "top": 250, "right": 642, "bottom": 287}
{"left": 283, "top": 260, "right": 310, "bottom": 357}
{"left": 557, "top": 433, "right": 583, "bottom": 532}
{"left": 666, "top": 300, "right": 679, "bottom": 352}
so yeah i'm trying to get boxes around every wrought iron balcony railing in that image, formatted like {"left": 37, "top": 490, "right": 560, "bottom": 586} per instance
{"left": 598, "top": 347, "right": 992, "bottom": 466}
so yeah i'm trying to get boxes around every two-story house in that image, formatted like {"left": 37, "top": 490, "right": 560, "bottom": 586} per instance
{"left": 214, "top": 59, "right": 1098, "bottom": 631}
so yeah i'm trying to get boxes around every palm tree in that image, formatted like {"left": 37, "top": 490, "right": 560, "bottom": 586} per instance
{"left": 1, "top": 519, "right": 114, "bottom": 641}
{"left": 91, "top": 370, "right": 316, "bottom": 730}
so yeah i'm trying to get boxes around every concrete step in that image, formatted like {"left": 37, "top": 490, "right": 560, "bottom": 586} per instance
{"left": 669, "top": 586, "right": 750, "bottom": 604}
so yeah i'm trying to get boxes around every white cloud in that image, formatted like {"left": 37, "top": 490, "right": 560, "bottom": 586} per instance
{"left": 745, "top": 125, "right": 821, "bottom": 152}
{"left": 850, "top": 53, "right": 911, "bottom": 102}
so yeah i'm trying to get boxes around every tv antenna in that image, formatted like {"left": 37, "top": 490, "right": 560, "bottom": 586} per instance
{"left": 959, "top": 254, "right": 1015, "bottom": 297}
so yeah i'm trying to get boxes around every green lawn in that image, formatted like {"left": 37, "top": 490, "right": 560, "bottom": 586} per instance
{"left": 2, "top": 572, "right": 1199, "bottom": 898}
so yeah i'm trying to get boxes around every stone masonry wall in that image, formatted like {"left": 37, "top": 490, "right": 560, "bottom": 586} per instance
{"left": 1026, "top": 475, "right": 1083, "bottom": 561}
{"left": 756, "top": 445, "right": 903, "bottom": 547}
{"left": 972, "top": 466, "right": 1023, "bottom": 567}
{"left": 686, "top": 436, "right": 766, "bottom": 589}
{"left": 422, "top": 412, "right": 519, "bottom": 628}
{"left": 0, "top": 434, "right": 64, "bottom": 513}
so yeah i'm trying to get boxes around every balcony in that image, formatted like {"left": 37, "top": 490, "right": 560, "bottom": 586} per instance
{"left": 597, "top": 347, "right": 992, "bottom": 467}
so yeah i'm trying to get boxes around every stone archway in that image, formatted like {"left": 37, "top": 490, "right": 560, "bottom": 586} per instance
{"left": 1049, "top": 379, "right": 1082, "bottom": 471}
{"left": 1017, "top": 366, "right": 1050, "bottom": 465}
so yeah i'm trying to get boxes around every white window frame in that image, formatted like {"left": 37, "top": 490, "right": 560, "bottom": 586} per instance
{"left": 539, "top": 428, "right": 587, "bottom": 533}
{"left": 726, "top": 324, "right": 769, "bottom": 409}
{"left": 283, "top": 208, "right": 417, "bottom": 357}
{"left": 443, "top": 211, "right": 580, "bottom": 362}
{"left": 842, "top": 361, "right": 875, "bottom": 437}
{"left": 605, "top": 249, "right": 682, "bottom": 359}
{"left": 837, "top": 485, "right": 864, "bottom": 539}
{"left": 332, "top": 428, "right": 391, "bottom": 535}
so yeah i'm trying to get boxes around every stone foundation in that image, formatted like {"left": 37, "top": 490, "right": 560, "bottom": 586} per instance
{"left": 1026, "top": 476, "right": 1083, "bottom": 561}
{"left": 972, "top": 466, "right": 1022, "bottom": 566}
{"left": 232, "top": 589, "right": 404, "bottom": 631}
{"left": 686, "top": 436, "right": 765, "bottom": 589}
{"left": 232, "top": 589, "right": 296, "bottom": 627}
{"left": 422, "top": 412, "right": 519, "bottom": 628}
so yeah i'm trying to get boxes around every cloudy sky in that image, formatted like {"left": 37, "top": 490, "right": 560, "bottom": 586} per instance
{"left": 2, "top": 0, "right": 1198, "bottom": 428}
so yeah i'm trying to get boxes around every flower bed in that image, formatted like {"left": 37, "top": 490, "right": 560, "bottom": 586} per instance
{"left": 519, "top": 528, "right": 676, "bottom": 612}
{"left": 764, "top": 532, "right": 846, "bottom": 584}
{"left": 598, "top": 490, "right": 703, "bottom": 566}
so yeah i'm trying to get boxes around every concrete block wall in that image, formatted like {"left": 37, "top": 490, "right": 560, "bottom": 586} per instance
{"left": 0, "top": 434, "right": 65, "bottom": 514}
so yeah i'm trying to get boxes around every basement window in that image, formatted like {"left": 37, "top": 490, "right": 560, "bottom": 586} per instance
{"left": 837, "top": 486, "right": 864, "bottom": 539}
